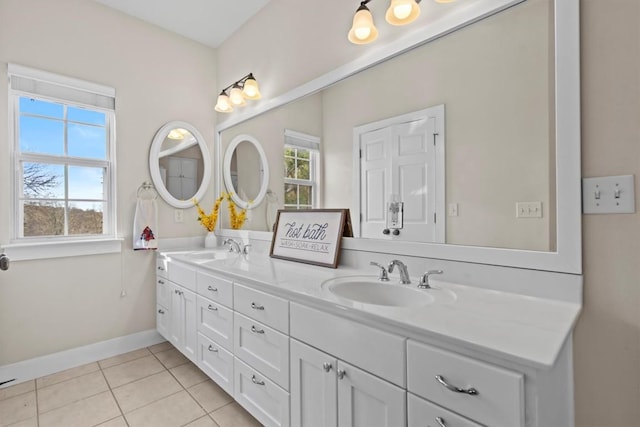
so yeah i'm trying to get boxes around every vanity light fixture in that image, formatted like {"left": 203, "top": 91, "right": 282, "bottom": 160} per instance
{"left": 214, "top": 73, "right": 262, "bottom": 113}
{"left": 349, "top": 0, "right": 442, "bottom": 45}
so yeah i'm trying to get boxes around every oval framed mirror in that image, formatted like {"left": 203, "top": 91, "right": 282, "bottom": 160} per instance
{"left": 149, "top": 121, "right": 211, "bottom": 208}
{"left": 222, "top": 134, "right": 269, "bottom": 209}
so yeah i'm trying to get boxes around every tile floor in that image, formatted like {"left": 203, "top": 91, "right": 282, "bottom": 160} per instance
{"left": 0, "top": 342, "right": 262, "bottom": 427}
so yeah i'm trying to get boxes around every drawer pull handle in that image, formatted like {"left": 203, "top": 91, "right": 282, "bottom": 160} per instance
{"left": 435, "top": 375, "right": 479, "bottom": 396}
{"left": 435, "top": 416, "right": 446, "bottom": 427}
{"left": 208, "top": 285, "right": 218, "bottom": 292}
{"left": 251, "top": 325, "right": 265, "bottom": 334}
{"left": 251, "top": 375, "right": 265, "bottom": 386}
{"left": 157, "top": 266, "right": 165, "bottom": 271}
{"left": 207, "top": 345, "right": 218, "bottom": 353}
{"left": 158, "top": 280, "right": 165, "bottom": 284}
{"left": 157, "top": 309, "right": 165, "bottom": 314}
{"left": 207, "top": 304, "right": 218, "bottom": 311}
{"left": 322, "top": 362, "right": 332, "bottom": 373}
{"left": 174, "top": 290, "right": 183, "bottom": 296}
{"left": 251, "top": 302, "right": 264, "bottom": 310}
{"left": 337, "top": 369, "right": 346, "bottom": 380}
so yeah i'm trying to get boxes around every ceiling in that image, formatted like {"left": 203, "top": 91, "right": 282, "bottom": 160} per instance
{"left": 92, "top": 0, "right": 271, "bottom": 48}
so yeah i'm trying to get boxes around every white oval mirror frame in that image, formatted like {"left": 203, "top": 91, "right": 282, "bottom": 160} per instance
{"left": 222, "top": 134, "right": 270, "bottom": 209}
{"left": 149, "top": 121, "right": 212, "bottom": 209}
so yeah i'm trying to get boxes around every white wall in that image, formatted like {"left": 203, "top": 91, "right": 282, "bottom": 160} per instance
{"left": 0, "top": 0, "right": 217, "bottom": 364}
{"left": 218, "top": 0, "right": 640, "bottom": 425}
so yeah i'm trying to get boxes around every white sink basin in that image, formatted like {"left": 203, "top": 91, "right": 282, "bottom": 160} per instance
{"left": 169, "top": 249, "right": 234, "bottom": 264}
{"left": 322, "top": 276, "right": 434, "bottom": 308}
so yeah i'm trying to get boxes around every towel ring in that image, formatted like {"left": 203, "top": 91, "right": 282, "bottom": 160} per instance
{"left": 137, "top": 182, "right": 158, "bottom": 200}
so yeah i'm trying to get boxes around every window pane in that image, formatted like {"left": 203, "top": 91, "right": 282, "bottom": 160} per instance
{"left": 296, "top": 159, "right": 310, "bottom": 180}
{"left": 22, "top": 163, "right": 64, "bottom": 198}
{"left": 68, "top": 107, "right": 106, "bottom": 126}
{"left": 68, "top": 166, "right": 105, "bottom": 199}
{"left": 284, "top": 156, "right": 296, "bottom": 178}
{"left": 23, "top": 200, "right": 65, "bottom": 236}
{"left": 284, "top": 183, "right": 298, "bottom": 205}
{"left": 298, "top": 185, "right": 312, "bottom": 205}
{"left": 19, "top": 116, "right": 64, "bottom": 155}
{"left": 298, "top": 149, "right": 310, "bottom": 159}
{"left": 19, "top": 97, "right": 63, "bottom": 118}
{"left": 69, "top": 202, "right": 103, "bottom": 235}
{"left": 68, "top": 123, "right": 106, "bottom": 159}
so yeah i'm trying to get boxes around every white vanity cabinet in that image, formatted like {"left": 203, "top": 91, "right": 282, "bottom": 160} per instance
{"left": 168, "top": 281, "right": 197, "bottom": 363}
{"left": 155, "top": 266, "right": 170, "bottom": 340}
{"left": 290, "top": 303, "right": 407, "bottom": 427}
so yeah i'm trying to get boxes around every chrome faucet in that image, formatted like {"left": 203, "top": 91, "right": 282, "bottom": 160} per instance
{"left": 418, "top": 270, "right": 443, "bottom": 289}
{"left": 370, "top": 261, "right": 389, "bottom": 281}
{"left": 223, "top": 238, "right": 242, "bottom": 253}
{"left": 388, "top": 260, "right": 411, "bottom": 284}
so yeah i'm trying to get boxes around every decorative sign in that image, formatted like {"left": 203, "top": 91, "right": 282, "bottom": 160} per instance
{"left": 269, "top": 209, "right": 352, "bottom": 268}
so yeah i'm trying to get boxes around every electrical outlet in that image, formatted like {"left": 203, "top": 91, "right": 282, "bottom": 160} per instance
{"left": 516, "top": 201, "right": 543, "bottom": 218}
{"left": 448, "top": 203, "right": 459, "bottom": 217}
{"left": 174, "top": 209, "right": 184, "bottom": 223}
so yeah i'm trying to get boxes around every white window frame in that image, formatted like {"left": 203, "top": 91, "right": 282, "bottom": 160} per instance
{"left": 3, "top": 64, "right": 121, "bottom": 260}
{"left": 284, "top": 129, "right": 321, "bottom": 210}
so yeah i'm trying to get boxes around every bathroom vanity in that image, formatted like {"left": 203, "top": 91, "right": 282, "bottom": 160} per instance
{"left": 155, "top": 247, "right": 580, "bottom": 427}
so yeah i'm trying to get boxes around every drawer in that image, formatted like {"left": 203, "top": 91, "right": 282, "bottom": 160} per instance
{"left": 168, "top": 261, "right": 196, "bottom": 291}
{"left": 234, "top": 357, "right": 290, "bottom": 427}
{"left": 197, "top": 271, "right": 233, "bottom": 308}
{"left": 156, "top": 257, "right": 168, "bottom": 278}
{"left": 234, "top": 284, "right": 289, "bottom": 333}
{"left": 156, "top": 305, "right": 169, "bottom": 341}
{"left": 408, "top": 393, "right": 482, "bottom": 427}
{"left": 197, "top": 333, "right": 234, "bottom": 396}
{"left": 290, "top": 302, "right": 405, "bottom": 387}
{"left": 407, "top": 340, "right": 524, "bottom": 427}
{"left": 156, "top": 277, "right": 171, "bottom": 307}
{"left": 234, "top": 312, "right": 289, "bottom": 390}
{"left": 196, "top": 296, "right": 233, "bottom": 352}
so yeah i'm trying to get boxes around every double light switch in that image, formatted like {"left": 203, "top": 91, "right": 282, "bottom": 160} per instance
{"left": 582, "top": 175, "right": 635, "bottom": 214}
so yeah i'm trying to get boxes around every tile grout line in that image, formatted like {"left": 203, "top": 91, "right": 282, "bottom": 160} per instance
{"left": 98, "top": 363, "right": 129, "bottom": 427}
{"left": 35, "top": 379, "right": 40, "bottom": 427}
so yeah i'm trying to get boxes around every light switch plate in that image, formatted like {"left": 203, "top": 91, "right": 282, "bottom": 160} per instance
{"left": 582, "top": 175, "right": 635, "bottom": 214}
{"left": 174, "top": 209, "right": 184, "bottom": 223}
{"left": 516, "top": 201, "right": 543, "bottom": 218}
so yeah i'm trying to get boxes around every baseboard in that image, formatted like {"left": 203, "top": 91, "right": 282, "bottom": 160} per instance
{"left": 0, "top": 329, "right": 165, "bottom": 389}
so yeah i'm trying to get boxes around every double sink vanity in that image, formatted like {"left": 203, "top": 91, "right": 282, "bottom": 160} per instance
{"left": 155, "top": 242, "right": 580, "bottom": 427}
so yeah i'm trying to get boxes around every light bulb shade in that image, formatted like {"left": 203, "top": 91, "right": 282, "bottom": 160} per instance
{"left": 385, "top": 0, "right": 420, "bottom": 26}
{"left": 229, "top": 86, "right": 246, "bottom": 106}
{"left": 214, "top": 93, "right": 233, "bottom": 113}
{"left": 434, "top": 0, "right": 456, "bottom": 3}
{"left": 348, "top": 6, "right": 378, "bottom": 45}
{"left": 242, "top": 77, "right": 261, "bottom": 100}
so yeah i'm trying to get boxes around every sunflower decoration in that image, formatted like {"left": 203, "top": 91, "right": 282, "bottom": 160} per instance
{"left": 193, "top": 195, "right": 225, "bottom": 232}
{"left": 224, "top": 192, "right": 249, "bottom": 230}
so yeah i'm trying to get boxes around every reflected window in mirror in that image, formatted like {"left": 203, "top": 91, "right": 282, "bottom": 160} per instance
{"left": 284, "top": 130, "right": 320, "bottom": 210}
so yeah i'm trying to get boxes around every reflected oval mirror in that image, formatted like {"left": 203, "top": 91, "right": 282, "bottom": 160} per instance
{"left": 223, "top": 134, "right": 269, "bottom": 209}
{"left": 149, "top": 121, "right": 211, "bottom": 208}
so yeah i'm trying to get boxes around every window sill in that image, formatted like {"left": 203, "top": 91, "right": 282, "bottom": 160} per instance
{"left": 1, "top": 238, "right": 123, "bottom": 261}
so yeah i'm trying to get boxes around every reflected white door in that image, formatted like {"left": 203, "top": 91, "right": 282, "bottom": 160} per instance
{"left": 356, "top": 105, "right": 445, "bottom": 242}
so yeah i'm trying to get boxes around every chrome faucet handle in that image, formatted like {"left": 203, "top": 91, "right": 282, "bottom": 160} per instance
{"left": 242, "top": 244, "right": 252, "bottom": 255}
{"left": 223, "top": 238, "right": 241, "bottom": 253}
{"left": 388, "top": 259, "right": 411, "bottom": 284}
{"left": 369, "top": 262, "right": 389, "bottom": 281}
{"left": 418, "top": 270, "right": 443, "bottom": 289}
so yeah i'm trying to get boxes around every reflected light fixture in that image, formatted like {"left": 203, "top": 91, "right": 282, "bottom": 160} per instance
{"left": 214, "top": 73, "right": 261, "bottom": 113}
{"left": 167, "top": 128, "right": 188, "bottom": 139}
{"left": 348, "top": 0, "right": 426, "bottom": 45}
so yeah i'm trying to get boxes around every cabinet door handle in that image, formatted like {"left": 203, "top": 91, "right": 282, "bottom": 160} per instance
{"left": 435, "top": 375, "right": 479, "bottom": 395}
{"left": 435, "top": 416, "right": 446, "bottom": 427}
{"left": 251, "top": 375, "right": 265, "bottom": 386}
{"left": 158, "top": 280, "right": 165, "bottom": 285}
{"left": 157, "top": 266, "right": 165, "bottom": 271}
{"left": 208, "top": 285, "right": 218, "bottom": 292}
{"left": 207, "top": 304, "right": 218, "bottom": 311}
{"left": 250, "top": 325, "right": 265, "bottom": 334}
{"left": 322, "top": 362, "right": 332, "bottom": 373}
{"left": 250, "top": 302, "right": 264, "bottom": 310}
{"left": 337, "top": 369, "right": 346, "bottom": 380}
{"left": 157, "top": 309, "right": 165, "bottom": 314}
{"left": 207, "top": 345, "right": 218, "bottom": 353}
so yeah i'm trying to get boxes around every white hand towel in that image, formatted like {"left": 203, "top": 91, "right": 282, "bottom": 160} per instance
{"left": 133, "top": 198, "right": 158, "bottom": 250}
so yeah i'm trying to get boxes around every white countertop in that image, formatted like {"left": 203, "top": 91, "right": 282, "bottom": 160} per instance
{"left": 161, "top": 248, "right": 581, "bottom": 369}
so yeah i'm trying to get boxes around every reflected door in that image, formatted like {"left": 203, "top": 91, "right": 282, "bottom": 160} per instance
{"left": 359, "top": 106, "right": 444, "bottom": 242}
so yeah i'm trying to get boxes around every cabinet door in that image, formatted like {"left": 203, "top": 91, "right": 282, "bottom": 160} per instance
{"left": 337, "top": 361, "right": 406, "bottom": 427}
{"left": 169, "top": 282, "right": 183, "bottom": 348}
{"left": 156, "top": 304, "right": 169, "bottom": 340}
{"left": 290, "top": 340, "right": 337, "bottom": 427}
{"left": 182, "top": 288, "right": 197, "bottom": 362}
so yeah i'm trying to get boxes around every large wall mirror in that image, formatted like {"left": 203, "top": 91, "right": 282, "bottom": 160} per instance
{"left": 216, "top": 0, "right": 580, "bottom": 273}
{"left": 149, "top": 121, "right": 211, "bottom": 208}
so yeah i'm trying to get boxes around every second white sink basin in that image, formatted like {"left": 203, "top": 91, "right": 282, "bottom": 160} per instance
{"left": 322, "top": 276, "right": 434, "bottom": 308}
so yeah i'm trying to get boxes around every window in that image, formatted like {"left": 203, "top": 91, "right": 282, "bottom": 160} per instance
{"left": 283, "top": 130, "right": 320, "bottom": 210}
{"left": 8, "top": 64, "right": 116, "bottom": 246}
